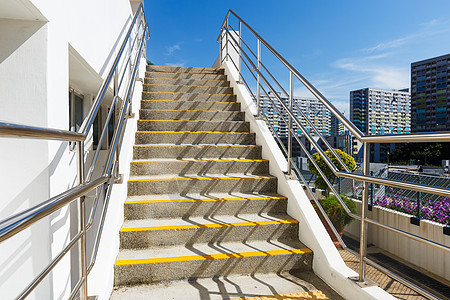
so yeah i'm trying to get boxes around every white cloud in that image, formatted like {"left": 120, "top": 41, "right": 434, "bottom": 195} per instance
{"left": 165, "top": 43, "right": 182, "bottom": 56}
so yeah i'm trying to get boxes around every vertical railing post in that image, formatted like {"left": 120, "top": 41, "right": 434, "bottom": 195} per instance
{"left": 359, "top": 142, "right": 370, "bottom": 282}
{"left": 76, "top": 142, "right": 88, "bottom": 300}
{"left": 370, "top": 170, "right": 374, "bottom": 207}
{"left": 238, "top": 21, "right": 242, "bottom": 82}
{"left": 219, "top": 25, "right": 223, "bottom": 64}
{"left": 256, "top": 39, "right": 261, "bottom": 117}
{"left": 113, "top": 70, "right": 119, "bottom": 179}
{"left": 225, "top": 18, "right": 229, "bottom": 62}
{"left": 287, "top": 71, "right": 293, "bottom": 175}
{"left": 417, "top": 174, "right": 421, "bottom": 219}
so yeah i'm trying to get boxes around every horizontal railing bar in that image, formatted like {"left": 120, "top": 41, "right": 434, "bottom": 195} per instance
{"left": 360, "top": 131, "right": 450, "bottom": 143}
{"left": 0, "top": 176, "right": 108, "bottom": 243}
{"left": 0, "top": 122, "right": 85, "bottom": 141}
{"left": 17, "top": 230, "right": 83, "bottom": 299}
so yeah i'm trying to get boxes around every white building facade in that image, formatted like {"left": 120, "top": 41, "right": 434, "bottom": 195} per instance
{"left": 0, "top": 1, "right": 145, "bottom": 299}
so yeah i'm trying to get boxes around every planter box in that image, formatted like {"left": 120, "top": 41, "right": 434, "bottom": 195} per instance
{"left": 343, "top": 199, "right": 450, "bottom": 280}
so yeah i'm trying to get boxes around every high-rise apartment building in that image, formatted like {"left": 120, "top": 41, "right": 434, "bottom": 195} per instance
{"left": 259, "top": 92, "right": 331, "bottom": 138}
{"left": 350, "top": 88, "right": 411, "bottom": 135}
{"left": 330, "top": 114, "right": 345, "bottom": 135}
{"left": 411, "top": 54, "right": 450, "bottom": 132}
{"left": 350, "top": 88, "right": 410, "bottom": 162}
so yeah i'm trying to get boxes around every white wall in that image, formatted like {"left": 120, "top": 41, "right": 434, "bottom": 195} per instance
{"left": 344, "top": 200, "right": 450, "bottom": 280}
{"left": 0, "top": 0, "right": 137, "bottom": 299}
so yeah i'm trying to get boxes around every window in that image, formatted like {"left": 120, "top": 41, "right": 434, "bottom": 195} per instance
{"left": 69, "top": 89, "right": 83, "bottom": 132}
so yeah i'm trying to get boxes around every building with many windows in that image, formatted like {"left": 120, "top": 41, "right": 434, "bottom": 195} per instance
{"left": 350, "top": 88, "right": 410, "bottom": 135}
{"left": 259, "top": 92, "right": 331, "bottom": 138}
{"left": 350, "top": 88, "right": 410, "bottom": 162}
{"left": 411, "top": 54, "right": 450, "bottom": 132}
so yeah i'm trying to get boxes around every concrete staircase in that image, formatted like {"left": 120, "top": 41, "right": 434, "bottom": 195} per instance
{"left": 111, "top": 65, "right": 336, "bottom": 299}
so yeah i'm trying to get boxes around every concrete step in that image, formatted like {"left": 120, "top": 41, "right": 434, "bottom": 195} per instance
{"left": 119, "top": 214, "right": 298, "bottom": 249}
{"left": 146, "top": 71, "right": 227, "bottom": 81}
{"left": 146, "top": 65, "right": 224, "bottom": 74}
{"left": 140, "top": 100, "right": 239, "bottom": 111}
{"left": 143, "top": 84, "right": 233, "bottom": 94}
{"left": 111, "top": 272, "right": 336, "bottom": 300}
{"left": 139, "top": 109, "right": 244, "bottom": 121}
{"left": 135, "top": 131, "right": 255, "bottom": 145}
{"left": 114, "top": 240, "right": 312, "bottom": 285}
{"left": 137, "top": 120, "right": 249, "bottom": 132}
{"left": 133, "top": 144, "right": 262, "bottom": 160}
{"left": 145, "top": 77, "right": 229, "bottom": 87}
{"left": 142, "top": 91, "right": 236, "bottom": 101}
{"left": 127, "top": 174, "right": 277, "bottom": 196}
{"left": 124, "top": 193, "right": 288, "bottom": 220}
{"left": 130, "top": 158, "right": 269, "bottom": 176}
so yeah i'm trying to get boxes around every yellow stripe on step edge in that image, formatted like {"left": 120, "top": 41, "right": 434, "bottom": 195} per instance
{"left": 139, "top": 119, "right": 245, "bottom": 123}
{"left": 120, "top": 219, "right": 298, "bottom": 232}
{"left": 141, "top": 99, "right": 233, "bottom": 103}
{"left": 134, "top": 144, "right": 260, "bottom": 148}
{"left": 132, "top": 159, "right": 267, "bottom": 163}
{"left": 145, "top": 77, "right": 227, "bottom": 82}
{"left": 226, "top": 290, "right": 330, "bottom": 300}
{"left": 115, "top": 248, "right": 311, "bottom": 265}
{"left": 140, "top": 108, "right": 239, "bottom": 112}
{"left": 125, "top": 196, "right": 286, "bottom": 204}
{"left": 143, "top": 91, "right": 233, "bottom": 95}
{"left": 128, "top": 176, "right": 275, "bottom": 182}
{"left": 137, "top": 131, "right": 252, "bottom": 134}
{"left": 144, "top": 83, "right": 230, "bottom": 88}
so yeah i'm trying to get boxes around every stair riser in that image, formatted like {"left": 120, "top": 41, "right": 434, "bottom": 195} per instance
{"left": 146, "top": 66, "right": 224, "bottom": 74}
{"left": 146, "top": 71, "right": 227, "bottom": 80}
{"left": 124, "top": 198, "right": 287, "bottom": 220}
{"left": 133, "top": 145, "right": 262, "bottom": 160}
{"left": 130, "top": 160, "right": 269, "bottom": 176}
{"left": 135, "top": 132, "right": 255, "bottom": 145}
{"left": 120, "top": 223, "right": 298, "bottom": 249}
{"left": 142, "top": 92, "right": 236, "bottom": 101}
{"left": 139, "top": 110, "right": 244, "bottom": 121}
{"left": 140, "top": 100, "right": 239, "bottom": 111}
{"left": 137, "top": 121, "right": 249, "bottom": 132}
{"left": 114, "top": 252, "right": 312, "bottom": 285}
{"left": 127, "top": 177, "right": 277, "bottom": 196}
{"left": 145, "top": 78, "right": 229, "bottom": 87}
{"left": 144, "top": 85, "right": 233, "bottom": 94}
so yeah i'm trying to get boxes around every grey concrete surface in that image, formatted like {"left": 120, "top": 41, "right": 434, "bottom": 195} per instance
{"left": 140, "top": 100, "right": 240, "bottom": 111}
{"left": 145, "top": 77, "right": 230, "bottom": 87}
{"left": 139, "top": 109, "right": 244, "bottom": 121}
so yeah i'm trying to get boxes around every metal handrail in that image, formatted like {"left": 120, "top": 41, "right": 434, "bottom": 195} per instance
{"left": 219, "top": 10, "right": 446, "bottom": 299}
{"left": 0, "top": 3, "right": 148, "bottom": 299}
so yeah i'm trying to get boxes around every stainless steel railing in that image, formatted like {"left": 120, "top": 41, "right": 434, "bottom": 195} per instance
{"left": 0, "top": 3, "right": 149, "bottom": 299}
{"left": 218, "top": 9, "right": 448, "bottom": 299}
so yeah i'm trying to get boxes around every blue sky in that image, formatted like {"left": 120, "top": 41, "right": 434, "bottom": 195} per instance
{"left": 144, "top": 0, "right": 450, "bottom": 114}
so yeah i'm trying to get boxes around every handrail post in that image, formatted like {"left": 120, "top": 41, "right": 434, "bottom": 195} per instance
{"left": 359, "top": 142, "right": 370, "bottom": 282}
{"left": 256, "top": 39, "right": 261, "bottom": 117}
{"left": 287, "top": 71, "right": 293, "bottom": 175}
{"left": 113, "top": 70, "right": 120, "bottom": 180}
{"left": 76, "top": 141, "right": 88, "bottom": 300}
{"left": 225, "top": 18, "right": 229, "bottom": 61}
{"left": 238, "top": 21, "right": 242, "bottom": 82}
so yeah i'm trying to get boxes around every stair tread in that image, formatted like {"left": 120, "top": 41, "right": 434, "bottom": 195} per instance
{"left": 121, "top": 213, "right": 297, "bottom": 231}
{"left": 128, "top": 174, "right": 275, "bottom": 181}
{"left": 144, "top": 83, "right": 230, "bottom": 88}
{"left": 111, "top": 272, "right": 332, "bottom": 300}
{"left": 125, "top": 192, "right": 285, "bottom": 203}
{"left": 116, "top": 239, "right": 310, "bottom": 263}
{"left": 138, "top": 119, "right": 246, "bottom": 123}
{"left": 134, "top": 144, "right": 260, "bottom": 147}
{"left": 131, "top": 158, "right": 267, "bottom": 163}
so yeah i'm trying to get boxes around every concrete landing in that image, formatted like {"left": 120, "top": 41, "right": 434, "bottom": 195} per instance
{"left": 110, "top": 271, "right": 344, "bottom": 300}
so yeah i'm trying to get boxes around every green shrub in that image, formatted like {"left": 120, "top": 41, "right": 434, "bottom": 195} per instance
{"left": 319, "top": 194, "right": 357, "bottom": 231}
